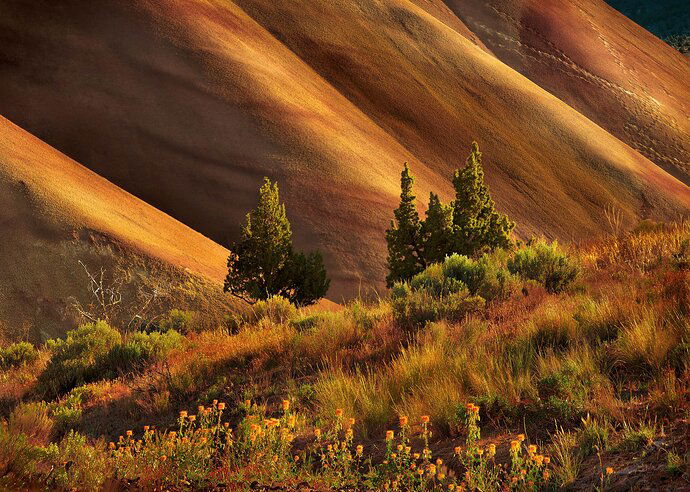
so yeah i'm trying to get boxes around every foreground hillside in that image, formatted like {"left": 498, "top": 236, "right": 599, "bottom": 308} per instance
{"left": 0, "top": 117, "right": 233, "bottom": 342}
{"left": 1, "top": 0, "right": 689, "bottom": 298}
{"left": 1, "top": 222, "right": 688, "bottom": 490}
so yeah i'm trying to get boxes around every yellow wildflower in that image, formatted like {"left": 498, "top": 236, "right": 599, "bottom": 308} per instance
{"left": 189, "top": 415, "right": 196, "bottom": 422}
{"left": 488, "top": 443, "right": 496, "bottom": 456}
{"left": 335, "top": 408, "right": 343, "bottom": 417}
{"left": 543, "top": 470, "right": 550, "bottom": 480}
{"left": 218, "top": 402, "right": 225, "bottom": 410}
{"left": 126, "top": 430, "right": 133, "bottom": 437}
{"left": 420, "top": 415, "right": 430, "bottom": 424}
{"left": 399, "top": 415, "right": 408, "bottom": 427}
{"left": 356, "top": 445, "right": 363, "bottom": 456}
{"left": 455, "top": 446, "right": 462, "bottom": 455}
{"left": 436, "top": 458, "right": 443, "bottom": 466}
{"left": 349, "top": 417, "right": 356, "bottom": 427}
{"left": 544, "top": 456, "right": 550, "bottom": 464}
{"left": 528, "top": 444, "right": 537, "bottom": 454}
{"left": 160, "top": 455, "right": 167, "bottom": 462}
{"left": 179, "top": 410, "right": 188, "bottom": 419}
{"left": 517, "top": 434, "right": 525, "bottom": 442}
{"left": 428, "top": 464, "right": 436, "bottom": 475}
{"left": 413, "top": 453, "right": 420, "bottom": 459}
{"left": 386, "top": 430, "right": 394, "bottom": 441}
{"left": 438, "top": 473, "right": 446, "bottom": 480}
{"left": 606, "top": 467, "right": 614, "bottom": 475}
{"left": 282, "top": 399, "right": 290, "bottom": 411}
{"left": 510, "top": 440, "right": 519, "bottom": 450}
{"left": 314, "top": 428, "right": 321, "bottom": 438}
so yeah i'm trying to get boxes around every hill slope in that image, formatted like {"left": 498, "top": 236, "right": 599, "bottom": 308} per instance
{"left": 443, "top": 0, "right": 690, "bottom": 183}
{"left": 0, "top": 0, "right": 689, "bottom": 299}
{"left": 0, "top": 116, "right": 230, "bottom": 342}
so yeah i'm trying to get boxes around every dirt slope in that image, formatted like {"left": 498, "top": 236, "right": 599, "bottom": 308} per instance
{"left": 443, "top": 0, "right": 690, "bottom": 183}
{"left": 0, "top": 116, "right": 230, "bottom": 342}
{"left": 0, "top": 0, "right": 689, "bottom": 300}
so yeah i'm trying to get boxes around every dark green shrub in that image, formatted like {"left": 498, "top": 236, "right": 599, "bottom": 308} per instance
{"left": 225, "top": 178, "right": 329, "bottom": 306}
{"left": 39, "top": 321, "right": 122, "bottom": 397}
{"left": 508, "top": 241, "right": 580, "bottom": 293}
{"left": 0, "top": 342, "right": 39, "bottom": 370}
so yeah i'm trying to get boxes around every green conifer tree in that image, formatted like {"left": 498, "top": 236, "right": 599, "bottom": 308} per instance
{"left": 225, "top": 178, "right": 329, "bottom": 305}
{"left": 420, "top": 192, "right": 454, "bottom": 264}
{"left": 385, "top": 163, "right": 425, "bottom": 286}
{"left": 452, "top": 142, "right": 514, "bottom": 255}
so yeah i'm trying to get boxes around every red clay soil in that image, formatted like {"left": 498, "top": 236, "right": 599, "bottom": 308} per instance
{"left": 0, "top": 0, "right": 689, "bottom": 303}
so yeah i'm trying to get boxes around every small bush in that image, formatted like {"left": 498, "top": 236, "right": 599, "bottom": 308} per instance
{"left": 158, "top": 309, "right": 194, "bottom": 333}
{"left": 0, "top": 424, "right": 105, "bottom": 491}
{"left": 392, "top": 289, "right": 485, "bottom": 327}
{"left": 104, "top": 329, "right": 183, "bottom": 374}
{"left": 251, "top": 296, "right": 297, "bottom": 324}
{"left": 508, "top": 241, "right": 580, "bottom": 293}
{"left": 39, "top": 321, "right": 122, "bottom": 397}
{"left": 0, "top": 342, "right": 38, "bottom": 370}
{"left": 411, "top": 262, "right": 466, "bottom": 297}
{"left": 442, "top": 253, "right": 519, "bottom": 301}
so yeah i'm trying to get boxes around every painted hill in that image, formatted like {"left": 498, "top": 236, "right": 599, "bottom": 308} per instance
{"left": 443, "top": 0, "right": 690, "bottom": 184}
{"left": 0, "top": 0, "right": 689, "bottom": 302}
{"left": 0, "top": 116, "right": 231, "bottom": 342}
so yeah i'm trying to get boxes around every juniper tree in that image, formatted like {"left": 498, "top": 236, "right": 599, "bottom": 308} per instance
{"left": 385, "top": 163, "right": 425, "bottom": 286}
{"left": 452, "top": 142, "right": 514, "bottom": 255}
{"left": 420, "top": 192, "right": 454, "bottom": 264}
{"left": 224, "top": 178, "right": 329, "bottom": 306}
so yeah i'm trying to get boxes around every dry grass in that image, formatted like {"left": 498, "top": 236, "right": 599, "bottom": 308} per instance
{"left": 0, "top": 223, "right": 689, "bottom": 489}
